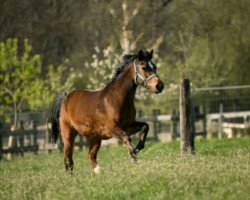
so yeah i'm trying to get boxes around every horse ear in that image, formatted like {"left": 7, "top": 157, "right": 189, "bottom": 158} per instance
{"left": 149, "top": 50, "right": 154, "bottom": 59}
{"left": 137, "top": 49, "right": 144, "bottom": 61}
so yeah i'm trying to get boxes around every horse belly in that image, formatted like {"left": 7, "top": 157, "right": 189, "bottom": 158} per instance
{"left": 95, "top": 124, "right": 114, "bottom": 139}
{"left": 71, "top": 117, "right": 113, "bottom": 139}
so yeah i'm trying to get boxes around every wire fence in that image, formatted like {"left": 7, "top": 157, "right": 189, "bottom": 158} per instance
{"left": 193, "top": 85, "right": 250, "bottom": 113}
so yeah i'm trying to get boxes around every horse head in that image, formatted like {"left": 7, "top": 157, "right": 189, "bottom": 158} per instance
{"left": 133, "top": 49, "right": 164, "bottom": 94}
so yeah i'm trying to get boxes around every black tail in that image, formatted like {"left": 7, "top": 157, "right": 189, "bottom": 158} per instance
{"left": 47, "top": 92, "right": 66, "bottom": 144}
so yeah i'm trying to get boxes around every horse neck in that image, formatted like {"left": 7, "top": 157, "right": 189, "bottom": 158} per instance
{"left": 103, "top": 64, "right": 137, "bottom": 106}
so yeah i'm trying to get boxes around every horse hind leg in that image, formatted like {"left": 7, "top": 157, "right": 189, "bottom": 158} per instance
{"left": 61, "top": 121, "right": 77, "bottom": 173}
{"left": 88, "top": 137, "right": 102, "bottom": 174}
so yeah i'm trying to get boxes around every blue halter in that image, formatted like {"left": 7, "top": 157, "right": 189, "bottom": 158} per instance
{"left": 133, "top": 59, "right": 158, "bottom": 87}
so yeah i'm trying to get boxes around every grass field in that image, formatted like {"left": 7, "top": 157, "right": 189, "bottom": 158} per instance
{"left": 1, "top": 138, "right": 250, "bottom": 200}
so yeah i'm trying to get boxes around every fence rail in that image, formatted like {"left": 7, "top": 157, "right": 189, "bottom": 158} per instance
{"left": 1, "top": 145, "right": 39, "bottom": 154}
{"left": 137, "top": 110, "right": 250, "bottom": 141}
{"left": 207, "top": 111, "right": 250, "bottom": 120}
{"left": 0, "top": 124, "right": 88, "bottom": 160}
{"left": 0, "top": 127, "right": 38, "bottom": 159}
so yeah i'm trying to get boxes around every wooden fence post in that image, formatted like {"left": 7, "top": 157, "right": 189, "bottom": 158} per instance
{"left": 44, "top": 127, "right": 50, "bottom": 153}
{"left": 202, "top": 110, "right": 207, "bottom": 138}
{"left": 170, "top": 109, "right": 178, "bottom": 140}
{"left": 218, "top": 103, "right": 223, "bottom": 139}
{"left": 7, "top": 125, "right": 17, "bottom": 160}
{"left": 19, "top": 121, "right": 24, "bottom": 157}
{"left": 78, "top": 135, "right": 84, "bottom": 150}
{"left": 152, "top": 109, "right": 160, "bottom": 141}
{"left": 32, "top": 121, "right": 38, "bottom": 154}
{"left": 179, "top": 79, "right": 194, "bottom": 156}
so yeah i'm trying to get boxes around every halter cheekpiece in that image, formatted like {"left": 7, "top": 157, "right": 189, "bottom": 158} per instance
{"left": 133, "top": 59, "right": 158, "bottom": 87}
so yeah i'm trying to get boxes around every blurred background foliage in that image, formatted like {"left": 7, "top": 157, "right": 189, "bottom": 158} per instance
{"left": 0, "top": 0, "right": 250, "bottom": 123}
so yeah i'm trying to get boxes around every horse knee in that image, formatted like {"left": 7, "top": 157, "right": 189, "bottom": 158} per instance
{"left": 121, "top": 133, "right": 131, "bottom": 145}
{"left": 142, "top": 123, "right": 149, "bottom": 133}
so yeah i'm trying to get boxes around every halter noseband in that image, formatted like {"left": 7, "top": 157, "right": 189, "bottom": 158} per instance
{"left": 133, "top": 59, "right": 158, "bottom": 87}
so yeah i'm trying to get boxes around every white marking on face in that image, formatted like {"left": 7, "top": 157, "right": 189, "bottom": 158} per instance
{"left": 148, "top": 61, "right": 154, "bottom": 70}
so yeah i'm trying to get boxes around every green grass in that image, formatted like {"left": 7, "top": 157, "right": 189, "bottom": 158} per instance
{"left": 1, "top": 138, "right": 250, "bottom": 200}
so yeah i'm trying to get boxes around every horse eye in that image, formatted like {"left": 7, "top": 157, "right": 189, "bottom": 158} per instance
{"left": 142, "top": 66, "right": 147, "bottom": 71}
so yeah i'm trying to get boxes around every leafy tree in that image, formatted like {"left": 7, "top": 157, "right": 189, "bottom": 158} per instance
{"left": 0, "top": 38, "right": 73, "bottom": 126}
{"left": 0, "top": 39, "right": 43, "bottom": 126}
{"left": 85, "top": 45, "right": 120, "bottom": 90}
{"left": 163, "top": 0, "right": 250, "bottom": 88}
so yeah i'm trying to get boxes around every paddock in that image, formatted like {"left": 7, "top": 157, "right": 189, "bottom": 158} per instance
{"left": 1, "top": 138, "right": 250, "bottom": 200}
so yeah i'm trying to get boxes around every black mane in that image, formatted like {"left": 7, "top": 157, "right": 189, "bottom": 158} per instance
{"left": 105, "top": 54, "right": 137, "bottom": 86}
{"left": 105, "top": 49, "right": 152, "bottom": 87}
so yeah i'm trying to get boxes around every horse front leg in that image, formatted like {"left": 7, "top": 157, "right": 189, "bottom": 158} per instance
{"left": 125, "top": 122, "right": 149, "bottom": 154}
{"left": 113, "top": 127, "right": 137, "bottom": 162}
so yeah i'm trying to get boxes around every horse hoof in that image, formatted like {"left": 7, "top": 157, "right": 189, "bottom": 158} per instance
{"left": 93, "top": 165, "right": 101, "bottom": 174}
{"left": 130, "top": 157, "right": 137, "bottom": 163}
{"left": 134, "top": 149, "right": 139, "bottom": 154}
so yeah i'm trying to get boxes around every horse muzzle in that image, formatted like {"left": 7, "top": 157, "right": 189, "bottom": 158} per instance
{"left": 155, "top": 81, "right": 164, "bottom": 94}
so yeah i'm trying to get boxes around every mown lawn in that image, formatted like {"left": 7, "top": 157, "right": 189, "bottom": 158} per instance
{"left": 0, "top": 138, "right": 250, "bottom": 200}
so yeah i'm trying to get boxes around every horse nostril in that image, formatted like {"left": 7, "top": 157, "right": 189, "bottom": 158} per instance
{"left": 156, "top": 82, "right": 164, "bottom": 92}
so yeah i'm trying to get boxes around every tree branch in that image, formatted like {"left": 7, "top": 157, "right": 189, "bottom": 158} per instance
{"left": 2, "top": 86, "right": 14, "bottom": 99}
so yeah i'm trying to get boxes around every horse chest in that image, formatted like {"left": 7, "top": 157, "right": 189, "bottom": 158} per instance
{"left": 119, "top": 105, "right": 136, "bottom": 125}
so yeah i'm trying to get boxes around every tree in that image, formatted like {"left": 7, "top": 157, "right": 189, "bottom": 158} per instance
{"left": 0, "top": 39, "right": 43, "bottom": 126}
{"left": 163, "top": 0, "right": 250, "bottom": 87}
{"left": 85, "top": 45, "right": 120, "bottom": 90}
{"left": 0, "top": 38, "right": 74, "bottom": 126}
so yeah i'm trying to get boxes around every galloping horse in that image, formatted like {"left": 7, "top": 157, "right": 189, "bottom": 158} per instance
{"left": 47, "top": 49, "right": 164, "bottom": 173}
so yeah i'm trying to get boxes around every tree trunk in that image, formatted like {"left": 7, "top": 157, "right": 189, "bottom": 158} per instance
{"left": 13, "top": 100, "right": 18, "bottom": 128}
